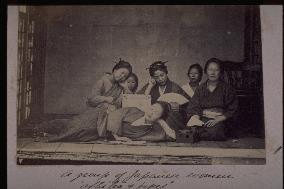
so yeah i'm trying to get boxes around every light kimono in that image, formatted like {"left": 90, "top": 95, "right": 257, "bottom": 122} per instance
{"left": 39, "top": 73, "right": 124, "bottom": 142}
{"left": 107, "top": 107, "right": 175, "bottom": 141}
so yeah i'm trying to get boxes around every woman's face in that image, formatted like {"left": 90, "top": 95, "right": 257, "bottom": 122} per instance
{"left": 145, "top": 103, "right": 163, "bottom": 122}
{"left": 126, "top": 76, "right": 137, "bottom": 92}
{"left": 206, "top": 62, "right": 221, "bottom": 81}
{"left": 188, "top": 68, "right": 200, "bottom": 83}
{"left": 113, "top": 68, "right": 130, "bottom": 82}
{"left": 152, "top": 70, "right": 168, "bottom": 86}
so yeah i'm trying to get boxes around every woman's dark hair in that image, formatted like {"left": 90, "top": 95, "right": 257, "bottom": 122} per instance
{"left": 155, "top": 101, "right": 171, "bottom": 120}
{"left": 147, "top": 61, "right": 168, "bottom": 77}
{"left": 128, "top": 73, "right": 139, "bottom": 93}
{"left": 204, "top": 58, "right": 224, "bottom": 74}
{"left": 112, "top": 58, "right": 132, "bottom": 74}
{"left": 187, "top": 63, "right": 203, "bottom": 82}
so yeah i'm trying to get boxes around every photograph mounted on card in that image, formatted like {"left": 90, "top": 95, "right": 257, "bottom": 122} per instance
{"left": 12, "top": 5, "right": 268, "bottom": 166}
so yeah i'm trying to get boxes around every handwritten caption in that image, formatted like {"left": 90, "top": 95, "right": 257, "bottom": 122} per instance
{"left": 60, "top": 169, "right": 234, "bottom": 189}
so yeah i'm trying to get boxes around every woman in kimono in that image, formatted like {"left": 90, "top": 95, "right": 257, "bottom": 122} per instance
{"left": 120, "top": 73, "right": 139, "bottom": 94}
{"left": 182, "top": 64, "right": 203, "bottom": 98}
{"left": 36, "top": 59, "right": 133, "bottom": 142}
{"left": 107, "top": 101, "right": 176, "bottom": 142}
{"left": 138, "top": 61, "right": 190, "bottom": 131}
{"left": 186, "top": 58, "right": 238, "bottom": 141}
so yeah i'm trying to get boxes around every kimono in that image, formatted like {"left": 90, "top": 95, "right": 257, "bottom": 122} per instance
{"left": 138, "top": 79, "right": 190, "bottom": 103}
{"left": 106, "top": 107, "right": 171, "bottom": 141}
{"left": 182, "top": 83, "right": 198, "bottom": 98}
{"left": 138, "top": 79, "right": 190, "bottom": 131}
{"left": 186, "top": 80, "right": 238, "bottom": 141}
{"left": 40, "top": 73, "right": 124, "bottom": 142}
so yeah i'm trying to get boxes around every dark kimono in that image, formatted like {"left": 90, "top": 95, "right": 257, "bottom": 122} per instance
{"left": 138, "top": 79, "right": 190, "bottom": 131}
{"left": 186, "top": 80, "right": 238, "bottom": 141}
{"left": 138, "top": 79, "right": 190, "bottom": 103}
{"left": 107, "top": 107, "right": 169, "bottom": 141}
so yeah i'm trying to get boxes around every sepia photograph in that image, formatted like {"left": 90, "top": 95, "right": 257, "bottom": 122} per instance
{"left": 14, "top": 5, "right": 267, "bottom": 165}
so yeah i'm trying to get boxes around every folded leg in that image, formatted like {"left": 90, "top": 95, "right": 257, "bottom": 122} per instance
{"left": 198, "top": 122, "right": 226, "bottom": 141}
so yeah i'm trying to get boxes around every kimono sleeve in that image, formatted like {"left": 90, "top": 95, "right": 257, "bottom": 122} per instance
{"left": 106, "top": 108, "right": 129, "bottom": 135}
{"left": 177, "top": 85, "right": 191, "bottom": 100}
{"left": 186, "top": 87, "right": 202, "bottom": 119}
{"left": 171, "top": 82, "right": 191, "bottom": 100}
{"left": 223, "top": 85, "right": 238, "bottom": 119}
{"left": 87, "top": 77, "right": 108, "bottom": 106}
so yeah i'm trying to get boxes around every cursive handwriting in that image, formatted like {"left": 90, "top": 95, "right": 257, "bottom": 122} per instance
{"left": 60, "top": 169, "right": 234, "bottom": 189}
{"left": 186, "top": 172, "right": 234, "bottom": 179}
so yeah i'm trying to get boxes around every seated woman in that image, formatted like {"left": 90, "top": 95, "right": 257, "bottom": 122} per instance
{"left": 138, "top": 61, "right": 190, "bottom": 131}
{"left": 138, "top": 61, "right": 190, "bottom": 103}
{"left": 186, "top": 58, "right": 238, "bottom": 142}
{"left": 106, "top": 101, "right": 176, "bottom": 142}
{"left": 182, "top": 64, "right": 203, "bottom": 98}
{"left": 105, "top": 73, "right": 139, "bottom": 113}
{"left": 87, "top": 59, "right": 133, "bottom": 108}
{"left": 119, "top": 73, "right": 139, "bottom": 94}
{"left": 35, "top": 59, "right": 133, "bottom": 142}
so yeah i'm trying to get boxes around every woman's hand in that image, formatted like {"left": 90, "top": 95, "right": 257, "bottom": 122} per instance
{"left": 105, "top": 96, "right": 114, "bottom": 104}
{"left": 148, "top": 78, "right": 156, "bottom": 88}
{"left": 145, "top": 78, "right": 156, "bottom": 95}
{"left": 169, "top": 102, "right": 179, "bottom": 111}
{"left": 204, "top": 120, "right": 219, "bottom": 127}
{"left": 107, "top": 104, "right": 117, "bottom": 113}
{"left": 119, "top": 82, "right": 133, "bottom": 94}
{"left": 204, "top": 115, "right": 226, "bottom": 127}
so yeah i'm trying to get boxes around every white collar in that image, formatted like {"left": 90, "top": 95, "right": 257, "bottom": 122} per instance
{"left": 159, "top": 85, "right": 167, "bottom": 95}
{"left": 182, "top": 83, "right": 196, "bottom": 97}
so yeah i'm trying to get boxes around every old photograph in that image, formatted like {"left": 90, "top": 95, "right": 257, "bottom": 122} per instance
{"left": 15, "top": 5, "right": 266, "bottom": 165}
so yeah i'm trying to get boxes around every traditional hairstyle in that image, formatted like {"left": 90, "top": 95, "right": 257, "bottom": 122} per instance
{"left": 128, "top": 73, "right": 139, "bottom": 93}
{"left": 155, "top": 101, "right": 171, "bottom": 120}
{"left": 204, "top": 58, "right": 224, "bottom": 75}
{"left": 187, "top": 63, "right": 203, "bottom": 82}
{"left": 147, "top": 61, "right": 168, "bottom": 77}
{"left": 112, "top": 58, "right": 132, "bottom": 74}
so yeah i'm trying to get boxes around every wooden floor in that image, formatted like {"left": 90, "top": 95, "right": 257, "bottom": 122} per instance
{"left": 17, "top": 137, "right": 266, "bottom": 165}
